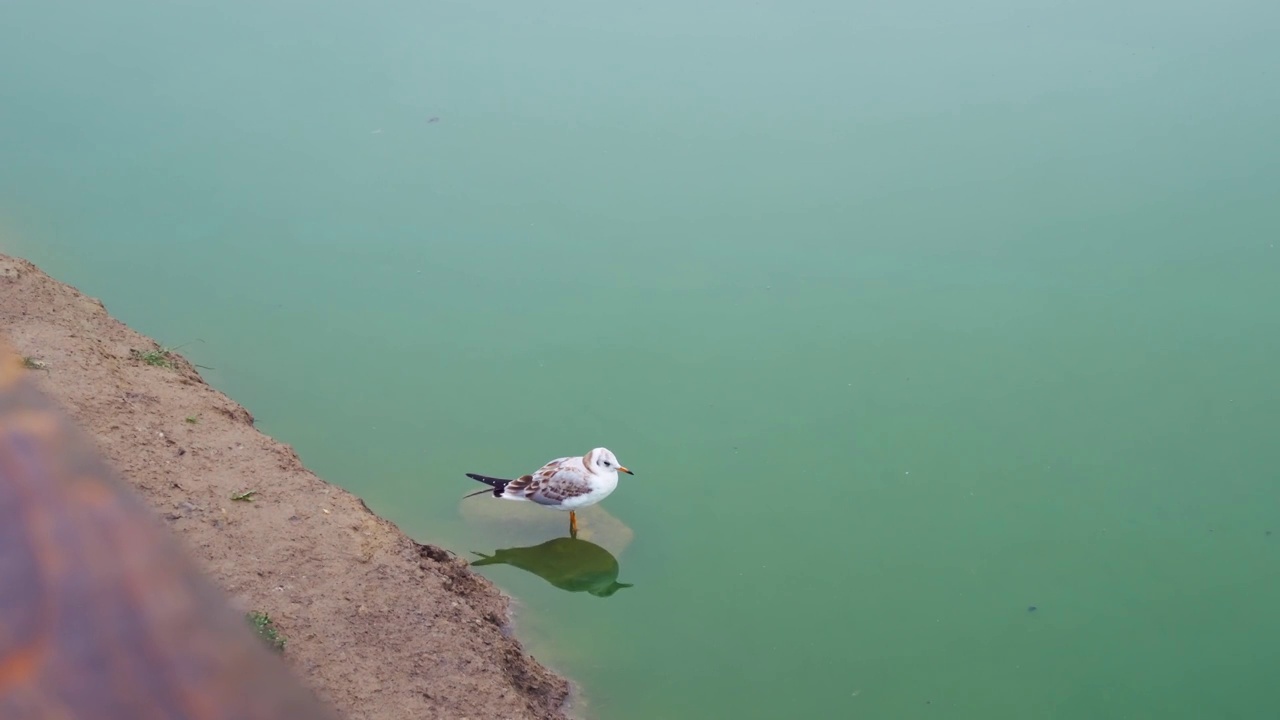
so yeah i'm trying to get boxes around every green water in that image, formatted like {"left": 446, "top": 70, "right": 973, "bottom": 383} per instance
{"left": 4, "top": 1, "right": 1280, "bottom": 717}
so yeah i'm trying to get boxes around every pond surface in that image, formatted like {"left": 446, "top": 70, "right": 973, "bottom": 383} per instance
{"left": 3, "top": 0, "right": 1279, "bottom": 717}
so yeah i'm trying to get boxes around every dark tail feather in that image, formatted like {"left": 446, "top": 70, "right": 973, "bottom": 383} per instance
{"left": 464, "top": 473, "right": 511, "bottom": 498}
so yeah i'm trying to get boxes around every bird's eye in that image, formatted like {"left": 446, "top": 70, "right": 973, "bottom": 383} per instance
{"left": 603, "top": 460, "right": 611, "bottom": 466}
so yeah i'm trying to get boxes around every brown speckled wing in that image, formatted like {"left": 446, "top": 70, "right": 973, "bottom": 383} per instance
{"left": 504, "top": 458, "right": 594, "bottom": 506}
{"left": 530, "top": 476, "right": 595, "bottom": 505}
{"left": 526, "top": 463, "right": 595, "bottom": 506}
{"left": 504, "top": 474, "right": 537, "bottom": 494}
{"left": 503, "top": 458, "right": 563, "bottom": 499}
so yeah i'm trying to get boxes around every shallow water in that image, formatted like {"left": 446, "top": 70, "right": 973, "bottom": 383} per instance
{"left": 3, "top": 0, "right": 1280, "bottom": 717}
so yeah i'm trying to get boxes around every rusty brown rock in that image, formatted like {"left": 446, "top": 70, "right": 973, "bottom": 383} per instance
{"left": 0, "top": 345, "right": 343, "bottom": 719}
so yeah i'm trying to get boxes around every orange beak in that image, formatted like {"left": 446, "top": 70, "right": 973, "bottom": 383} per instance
{"left": 618, "top": 466, "right": 633, "bottom": 475}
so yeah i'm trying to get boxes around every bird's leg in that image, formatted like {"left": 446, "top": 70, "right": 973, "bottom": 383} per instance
{"left": 569, "top": 510, "right": 578, "bottom": 538}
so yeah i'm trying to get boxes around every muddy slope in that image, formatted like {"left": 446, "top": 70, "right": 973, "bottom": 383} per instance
{"left": 0, "top": 253, "right": 573, "bottom": 720}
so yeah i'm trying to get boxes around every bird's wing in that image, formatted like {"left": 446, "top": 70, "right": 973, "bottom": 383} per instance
{"left": 508, "top": 458, "right": 595, "bottom": 506}
{"left": 502, "top": 457, "right": 566, "bottom": 496}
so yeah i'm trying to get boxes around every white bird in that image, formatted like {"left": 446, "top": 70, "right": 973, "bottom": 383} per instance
{"left": 464, "top": 447, "right": 634, "bottom": 536}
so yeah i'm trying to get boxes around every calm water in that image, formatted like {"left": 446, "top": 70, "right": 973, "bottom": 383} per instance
{"left": 3, "top": 1, "right": 1280, "bottom": 717}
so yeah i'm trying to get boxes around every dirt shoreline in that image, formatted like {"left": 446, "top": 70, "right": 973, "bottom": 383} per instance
{"left": 0, "top": 253, "right": 575, "bottom": 720}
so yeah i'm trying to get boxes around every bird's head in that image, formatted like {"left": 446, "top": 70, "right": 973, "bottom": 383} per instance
{"left": 584, "top": 447, "right": 632, "bottom": 476}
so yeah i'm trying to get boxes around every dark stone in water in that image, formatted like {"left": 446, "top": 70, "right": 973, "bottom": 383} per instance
{"left": 1027, "top": 606, "right": 1037, "bottom": 612}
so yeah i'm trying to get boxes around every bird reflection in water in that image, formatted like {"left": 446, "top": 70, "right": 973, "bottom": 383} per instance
{"left": 470, "top": 536, "right": 632, "bottom": 597}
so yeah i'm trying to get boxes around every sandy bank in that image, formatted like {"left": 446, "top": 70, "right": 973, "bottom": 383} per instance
{"left": 0, "top": 253, "right": 574, "bottom": 720}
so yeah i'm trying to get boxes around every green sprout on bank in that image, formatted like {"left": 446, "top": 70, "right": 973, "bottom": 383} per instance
{"left": 21, "top": 356, "right": 47, "bottom": 371}
{"left": 231, "top": 489, "right": 258, "bottom": 502}
{"left": 129, "top": 340, "right": 214, "bottom": 370}
{"left": 247, "top": 611, "right": 286, "bottom": 652}
{"left": 130, "top": 346, "right": 176, "bottom": 368}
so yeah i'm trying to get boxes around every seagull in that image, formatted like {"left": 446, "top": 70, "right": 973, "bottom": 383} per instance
{"left": 464, "top": 447, "right": 633, "bottom": 536}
